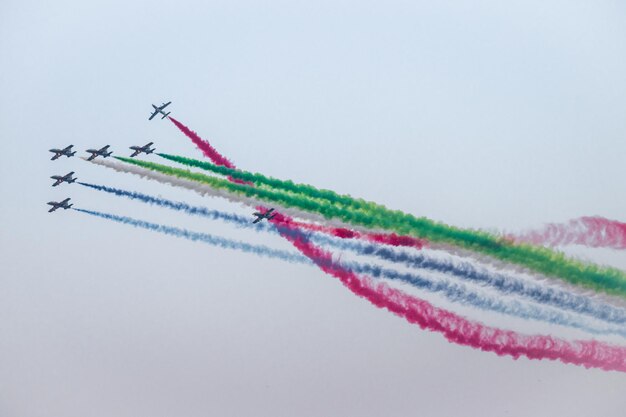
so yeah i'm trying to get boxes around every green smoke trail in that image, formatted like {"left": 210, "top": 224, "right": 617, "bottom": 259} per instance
{"left": 158, "top": 153, "right": 388, "bottom": 212}
{"left": 115, "top": 156, "right": 626, "bottom": 298}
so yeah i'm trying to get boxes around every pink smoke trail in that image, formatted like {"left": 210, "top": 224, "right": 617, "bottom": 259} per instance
{"left": 169, "top": 117, "right": 236, "bottom": 169}
{"left": 515, "top": 217, "right": 626, "bottom": 250}
{"left": 169, "top": 116, "right": 250, "bottom": 185}
{"left": 171, "top": 117, "right": 626, "bottom": 371}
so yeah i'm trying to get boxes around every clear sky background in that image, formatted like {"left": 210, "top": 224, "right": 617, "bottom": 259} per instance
{"left": 1, "top": 1, "right": 625, "bottom": 416}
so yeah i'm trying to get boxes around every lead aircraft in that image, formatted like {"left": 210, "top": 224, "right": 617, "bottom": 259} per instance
{"left": 149, "top": 101, "right": 171, "bottom": 120}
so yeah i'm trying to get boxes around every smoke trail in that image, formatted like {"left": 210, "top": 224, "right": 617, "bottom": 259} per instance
{"left": 78, "top": 181, "right": 252, "bottom": 225}
{"left": 160, "top": 152, "right": 389, "bottom": 213}
{"left": 307, "top": 233, "right": 626, "bottom": 326}
{"left": 340, "top": 261, "right": 626, "bottom": 338}
{"left": 74, "top": 196, "right": 626, "bottom": 337}
{"left": 169, "top": 117, "right": 236, "bottom": 169}
{"left": 85, "top": 157, "right": 364, "bottom": 228}
{"left": 115, "top": 156, "right": 626, "bottom": 299}
{"left": 78, "top": 180, "right": 626, "bottom": 330}
{"left": 165, "top": 118, "right": 626, "bottom": 371}
{"left": 78, "top": 181, "right": 425, "bottom": 249}
{"left": 270, "top": 221, "right": 626, "bottom": 372}
{"left": 88, "top": 157, "right": 626, "bottom": 307}
{"left": 73, "top": 208, "right": 310, "bottom": 264}
{"left": 514, "top": 217, "right": 626, "bottom": 250}
{"left": 86, "top": 157, "right": 593, "bottom": 302}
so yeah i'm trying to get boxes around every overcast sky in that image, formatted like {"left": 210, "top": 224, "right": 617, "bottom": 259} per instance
{"left": 1, "top": 1, "right": 625, "bottom": 416}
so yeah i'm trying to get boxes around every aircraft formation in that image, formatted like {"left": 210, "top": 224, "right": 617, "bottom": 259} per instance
{"left": 43, "top": 102, "right": 626, "bottom": 374}
{"left": 48, "top": 101, "right": 273, "bottom": 223}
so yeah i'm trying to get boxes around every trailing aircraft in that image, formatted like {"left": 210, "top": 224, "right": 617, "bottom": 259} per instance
{"left": 86, "top": 145, "right": 112, "bottom": 161}
{"left": 49, "top": 145, "right": 76, "bottom": 161}
{"left": 47, "top": 198, "right": 72, "bottom": 213}
{"left": 252, "top": 208, "right": 277, "bottom": 224}
{"left": 129, "top": 142, "right": 155, "bottom": 157}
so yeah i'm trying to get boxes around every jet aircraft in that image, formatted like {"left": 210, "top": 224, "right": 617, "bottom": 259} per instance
{"left": 47, "top": 198, "right": 72, "bottom": 213}
{"left": 252, "top": 208, "right": 277, "bottom": 224}
{"left": 50, "top": 171, "right": 77, "bottom": 187}
{"left": 86, "top": 145, "right": 112, "bottom": 161}
{"left": 129, "top": 142, "right": 155, "bottom": 157}
{"left": 49, "top": 145, "right": 76, "bottom": 161}
{"left": 149, "top": 101, "right": 171, "bottom": 120}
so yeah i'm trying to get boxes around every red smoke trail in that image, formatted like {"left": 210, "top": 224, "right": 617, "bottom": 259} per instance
{"left": 170, "top": 117, "right": 626, "bottom": 371}
{"left": 169, "top": 117, "right": 236, "bottom": 169}
{"left": 272, "top": 212, "right": 426, "bottom": 249}
{"left": 273, "top": 218, "right": 626, "bottom": 372}
{"left": 515, "top": 217, "right": 626, "bottom": 250}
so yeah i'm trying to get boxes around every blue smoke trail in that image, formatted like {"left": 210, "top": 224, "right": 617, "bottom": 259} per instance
{"left": 77, "top": 182, "right": 626, "bottom": 329}
{"left": 78, "top": 182, "right": 254, "bottom": 226}
{"left": 339, "top": 261, "right": 626, "bottom": 338}
{"left": 73, "top": 208, "right": 626, "bottom": 338}
{"left": 73, "top": 208, "right": 310, "bottom": 265}
{"left": 308, "top": 234, "right": 626, "bottom": 326}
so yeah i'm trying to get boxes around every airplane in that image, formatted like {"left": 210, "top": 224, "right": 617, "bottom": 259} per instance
{"left": 149, "top": 101, "right": 171, "bottom": 120}
{"left": 49, "top": 145, "right": 76, "bottom": 161}
{"left": 252, "top": 208, "right": 277, "bottom": 224}
{"left": 86, "top": 145, "right": 112, "bottom": 161}
{"left": 129, "top": 142, "right": 155, "bottom": 157}
{"left": 50, "top": 171, "right": 77, "bottom": 187}
{"left": 47, "top": 197, "right": 72, "bottom": 213}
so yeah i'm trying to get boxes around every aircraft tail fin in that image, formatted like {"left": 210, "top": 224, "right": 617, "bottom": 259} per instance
{"left": 162, "top": 112, "right": 171, "bottom": 119}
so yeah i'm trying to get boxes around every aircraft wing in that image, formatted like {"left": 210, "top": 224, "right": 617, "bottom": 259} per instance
{"left": 160, "top": 101, "right": 171, "bottom": 110}
{"left": 50, "top": 153, "right": 60, "bottom": 160}
{"left": 149, "top": 110, "right": 158, "bottom": 120}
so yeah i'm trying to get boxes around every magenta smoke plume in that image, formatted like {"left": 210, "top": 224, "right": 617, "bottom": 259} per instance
{"left": 515, "top": 216, "right": 626, "bottom": 250}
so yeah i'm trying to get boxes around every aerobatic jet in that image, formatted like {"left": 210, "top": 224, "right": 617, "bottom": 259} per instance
{"left": 252, "top": 208, "right": 277, "bottom": 224}
{"left": 149, "top": 101, "right": 171, "bottom": 120}
{"left": 47, "top": 198, "right": 72, "bottom": 213}
{"left": 50, "top": 172, "right": 77, "bottom": 187}
{"left": 49, "top": 145, "right": 76, "bottom": 161}
{"left": 129, "top": 142, "right": 155, "bottom": 157}
{"left": 86, "top": 145, "right": 112, "bottom": 161}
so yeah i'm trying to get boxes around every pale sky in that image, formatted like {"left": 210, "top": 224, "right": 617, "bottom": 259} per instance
{"left": 1, "top": 1, "right": 625, "bottom": 416}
